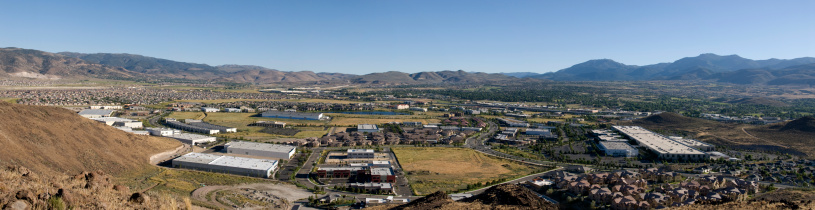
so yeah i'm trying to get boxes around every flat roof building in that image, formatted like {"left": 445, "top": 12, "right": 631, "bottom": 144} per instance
{"left": 261, "top": 110, "right": 324, "bottom": 120}
{"left": 668, "top": 136, "right": 715, "bottom": 151}
{"left": 90, "top": 117, "right": 143, "bottom": 129}
{"left": 201, "top": 107, "right": 220, "bottom": 112}
{"left": 225, "top": 141, "right": 296, "bottom": 159}
{"left": 168, "top": 133, "right": 217, "bottom": 145}
{"left": 165, "top": 119, "right": 220, "bottom": 134}
{"left": 172, "top": 153, "right": 278, "bottom": 178}
{"left": 358, "top": 124, "right": 380, "bottom": 133}
{"left": 613, "top": 126, "right": 708, "bottom": 161}
{"left": 78, "top": 109, "right": 115, "bottom": 118}
{"left": 348, "top": 149, "right": 375, "bottom": 159}
{"left": 597, "top": 141, "right": 639, "bottom": 157}
{"left": 188, "top": 122, "right": 237, "bottom": 133}
{"left": 147, "top": 127, "right": 181, "bottom": 136}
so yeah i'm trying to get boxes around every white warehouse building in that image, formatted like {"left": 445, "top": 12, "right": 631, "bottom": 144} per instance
{"left": 225, "top": 141, "right": 297, "bottom": 160}
{"left": 348, "top": 149, "right": 375, "bottom": 159}
{"left": 613, "top": 126, "right": 709, "bottom": 161}
{"left": 597, "top": 141, "right": 639, "bottom": 157}
{"left": 168, "top": 133, "right": 217, "bottom": 145}
{"left": 172, "top": 153, "right": 278, "bottom": 178}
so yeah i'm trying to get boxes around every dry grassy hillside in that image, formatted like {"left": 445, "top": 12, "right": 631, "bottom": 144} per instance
{"left": 626, "top": 112, "right": 808, "bottom": 156}
{"left": 0, "top": 101, "right": 180, "bottom": 175}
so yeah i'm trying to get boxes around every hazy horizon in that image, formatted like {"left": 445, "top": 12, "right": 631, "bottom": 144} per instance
{"left": 1, "top": 1, "right": 812, "bottom": 74}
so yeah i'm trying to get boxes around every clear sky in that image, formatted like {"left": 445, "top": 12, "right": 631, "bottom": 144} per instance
{"left": 1, "top": 1, "right": 813, "bottom": 74}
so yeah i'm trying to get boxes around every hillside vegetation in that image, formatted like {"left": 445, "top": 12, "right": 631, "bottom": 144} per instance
{"left": 0, "top": 101, "right": 180, "bottom": 175}
{"left": 628, "top": 112, "right": 814, "bottom": 156}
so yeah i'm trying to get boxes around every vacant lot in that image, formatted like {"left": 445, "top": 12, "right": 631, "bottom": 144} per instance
{"left": 166, "top": 111, "right": 206, "bottom": 120}
{"left": 392, "top": 147, "right": 540, "bottom": 195}
{"left": 202, "top": 112, "right": 328, "bottom": 140}
{"left": 117, "top": 167, "right": 275, "bottom": 198}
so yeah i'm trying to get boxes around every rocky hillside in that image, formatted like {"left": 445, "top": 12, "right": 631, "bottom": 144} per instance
{"left": 0, "top": 101, "right": 180, "bottom": 175}
{"left": 0, "top": 48, "right": 136, "bottom": 80}
{"left": 0, "top": 166, "right": 187, "bottom": 209}
{"left": 778, "top": 116, "right": 815, "bottom": 132}
{"left": 367, "top": 184, "right": 557, "bottom": 210}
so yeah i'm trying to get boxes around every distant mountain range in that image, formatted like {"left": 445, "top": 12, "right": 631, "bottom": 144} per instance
{"left": 503, "top": 53, "right": 815, "bottom": 85}
{"left": 3, "top": 47, "right": 815, "bottom": 85}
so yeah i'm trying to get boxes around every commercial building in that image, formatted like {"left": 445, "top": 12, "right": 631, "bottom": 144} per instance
{"left": 115, "top": 127, "right": 149, "bottom": 135}
{"left": 261, "top": 110, "right": 324, "bottom": 120}
{"left": 89, "top": 105, "right": 123, "bottom": 110}
{"left": 348, "top": 182, "right": 393, "bottom": 194}
{"left": 402, "top": 122, "right": 423, "bottom": 127}
{"left": 357, "top": 124, "right": 380, "bottom": 133}
{"left": 348, "top": 149, "right": 375, "bottom": 159}
{"left": 165, "top": 119, "right": 220, "bottom": 134}
{"left": 90, "top": 117, "right": 144, "bottom": 129}
{"left": 597, "top": 141, "right": 639, "bottom": 157}
{"left": 395, "top": 104, "right": 409, "bottom": 110}
{"left": 168, "top": 133, "right": 217, "bottom": 145}
{"left": 612, "top": 126, "right": 709, "bottom": 161}
{"left": 201, "top": 107, "right": 220, "bottom": 112}
{"left": 172, "top": 153, "right": 278, "bottom": 178}
{"left": 78, "top": 109, "right": 115, "bottom": 118}
{"left": 370, "top": 167, "right": 396, "bottom": 183}
{"left": 316, "top": 166, "right": 367, "bottom": 178}
{"left": 147, "top": 127, "right": 181, "bottom": 136}
{"left": 225, "top": 141, "right": 296, "bottom": 159}
{"left": 224, "top": 108, "right": 241, "bottom": 113}
{"left": 188, "top": 122, "right": 237, "bottom": 133}
{"left": 497, "top": 118, "right": 529, "bottom": 127}
{"left": 409, "top": 107, "right": 427, "bottom": 112}
{"left": 668, "top": 136, "right": 715, "bottom": 151}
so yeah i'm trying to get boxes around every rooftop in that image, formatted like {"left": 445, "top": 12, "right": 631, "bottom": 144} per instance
{"left": 174, "top": 152, "right": 222, "bottom": 164}
{"left": 78, "top": 109, "right": 115, "bottom": 116}
{"left": 226, "top": 141, "right": 296, "bottom": 153}
{"left": 613, "top": 126, "right": 704, "bottom": 155}
{"left": 169, "top": 133, "right": 215, "bottom": 141}
{"left": 208, "top": 155, "right": 278, "bottom": 171}
{"left": 598, "top": 141, "right": 637, "bottom": 150}
{"left": 348, "top": 149, "right": 374, "bottom": 153}
{"left": 90, "top": 117, "right": 137, "bottom": 122}
{"left": 371, "top": 168, "right": 393, "bottom": 176}
{"left": 358, "top": 124, "right": 378, "bottom": 130}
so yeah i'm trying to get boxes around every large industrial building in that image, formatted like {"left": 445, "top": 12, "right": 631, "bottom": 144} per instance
{"left": 347, "top": 149, "right": 375, "bottom": 159}
{"left": 188, "top": 121, "right": 237, "bottom": 133}
{"left": 497, "top": 118, "right": 529, "bottom": 127}
{"left": 357, "top": 124, "right": 380, "bottom": 133}
{"left": 370, "top": 167, "right": 396, "bottom": 183}
{"left": 261, "top": 110, "right": 324, "bottom": 120}
{"left": 597, "top": 141, "right": 639, "bottom": 157}
{"left": 146, "top": 127, "right": 181, "bottom": 136}
{"left": 168, "top": 133, "right": 217, "bottom": 145}
{"left": 225, "top": 141, "right": 297, "bottom": 159}
{"left": 90, "top": 117, "right": 144, "bottom": 129}
{"left": 668, "top": 136, "right": 715, "bottom": 151}
{"left": 165, "top": 119, "right": 221, "bottom": 134}
{"left": 172, "top": 153, "right": 278, "bottom": 178}
{"left": 612, "top": 126, "right": 709, "bottom": 161}
{"left": 78, "top": 109, "right": 115, "bottom": 118}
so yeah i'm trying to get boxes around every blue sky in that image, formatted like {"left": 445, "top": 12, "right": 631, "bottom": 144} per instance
{"left": 1, "top": 1, "right": 813, "bottom": 74}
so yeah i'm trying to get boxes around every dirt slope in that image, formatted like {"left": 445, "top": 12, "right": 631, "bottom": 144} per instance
{"left": 368, "top": 184, "right": 557, "bottom": 210}
{"left": 0, "top": 101, "right": 180, "bottom": 175}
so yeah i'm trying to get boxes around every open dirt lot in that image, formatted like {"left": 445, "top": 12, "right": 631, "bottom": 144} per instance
{"left": 392, "top": 147, "right": 540, "bottom": 195}
{"left": 192, "top": 183, "right": 312, "bottom": 209}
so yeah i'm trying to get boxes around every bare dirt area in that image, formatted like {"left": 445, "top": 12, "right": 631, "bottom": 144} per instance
{"left": 192, "top": 183, "right": 313, "bottom": 209}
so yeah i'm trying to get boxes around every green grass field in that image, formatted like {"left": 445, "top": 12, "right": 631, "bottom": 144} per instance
{"left": 0, "top": 98, "right": 18, "bottom": 103}
{"left": 392, "top": 147, "right": 541, "bottom": 195}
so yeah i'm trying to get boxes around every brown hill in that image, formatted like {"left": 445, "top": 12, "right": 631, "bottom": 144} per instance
{"left": 628, "top": 112, "right": 808, "bottom": 156}
{"left": 633, "top": 112, "right": 717, "bottom": 127}
{"left": 778, "top": 116, "right": 815, "bottom": 132}
{"left": 0, "top": 101, "right": 180, "bottom": 175}
{"left": 368, "top": 184, "right": 557, "bottom": 210}
{"left": 0, "top": 48, "right": 136, "bottom": 80}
